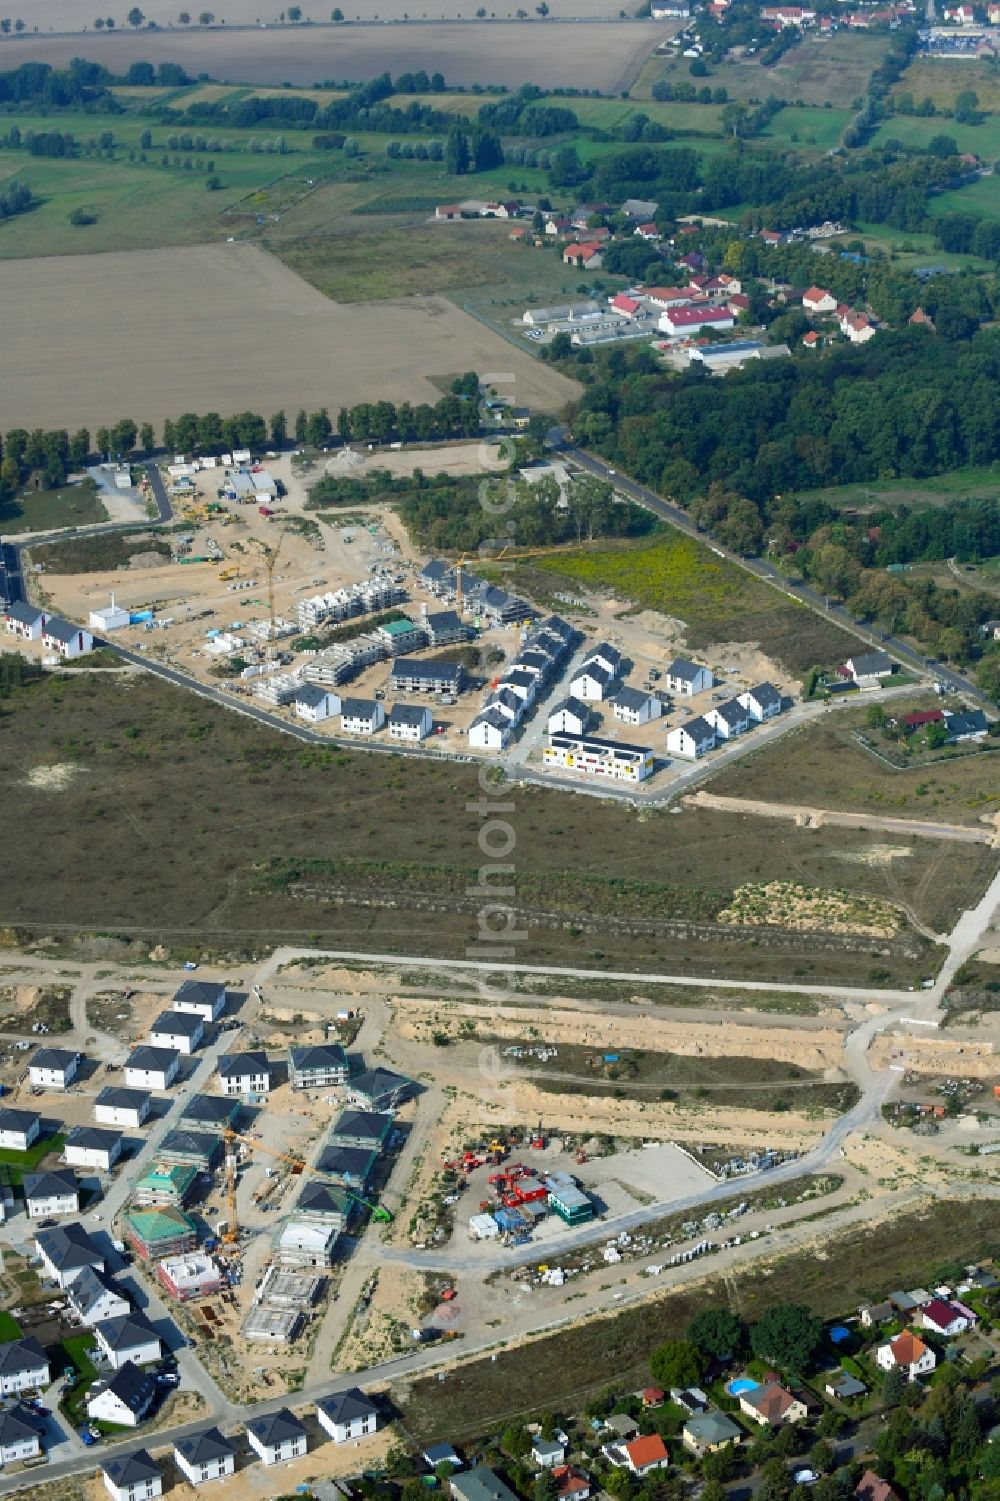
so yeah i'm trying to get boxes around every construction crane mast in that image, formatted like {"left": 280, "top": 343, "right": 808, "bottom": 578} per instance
{"left": 221, "top": 1127, "right": 393, "bottom": 1250}
{"left": 249, "top": 529, "right": 286, "bottom": 662}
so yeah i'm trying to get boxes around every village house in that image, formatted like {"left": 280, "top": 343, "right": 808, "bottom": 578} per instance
{"left": 316, "top": 1388, "right": 379, "bottom": 1443}
{"left": 41, "top": 616, "right": 93, "bottom": 659}
{"left": 825, "top": 1370, "right": 867, "bottom": 1401}
{"left": 181, "top": 1094, "right": 240, "bottom": 1132}
{"left": 217, "top": 1051, "right": 271, "bottom": 1096}
{"left": 553, "top": 1467, "right": 591, "bottom": 1501}
{"left": 705, "top": 699, "right": 753, "bottom": 740}
{"left": 24, "top": 1169, "right": 79, "bottom": 1220}
{"left": 604, "top": 1434, "right": 670, "bottom": 1476}
{"left": 666, "top": 717, "right": 717, "bottom": 759}
{"left": 3, "top": 603, "right": 47, "bottom": 640}
{"left": 149, "top": 1010, "right": 204, "bottom": 1056}
{"left": 173, "top": 1428, "right": 237, "bottom": 1486}
{"left": 846, "top": 650, "right": 894, "bottom": 689}
{"left": 0, "top": 1109, "right": 40, "bottom": 1152}
{"left": 125, "top": 1046, "right": 180, "bottom": 1092}
{"left": 28, "top": 1048, "right": 81, "bottom": 1090}
{"left": 532, "top": 1437, "right": 568, "bottom": 1469}
{"left": 35, "top": 1222, "right": 105, "bottom": 1287}
{"left": 921, "top": 1297, "right": 976, "bottom": 1336}
{"left": 389, "top": 703, "right": 434, "bottom": 742}
{"left": 0, "top": 1339, "right": 49, "bottom": 1397}
{"left": 802, "top": 286, "right": 837, "bottom": 314}
{"left": 452, "top": 1468, "right": 523, "bottom": 1501}
{"left": 65, "top": 1126, "right": 123, "bottom": 1172}
{"left": 876, "top": 1331, "right": 937, "bottom": 1380}
{"left": 570, "top": 662, "right": 616, "bottom": 702}
{"left": 682, "top": 1410, "right": 743, "bottom": 1455}
{"left": 860, "top": 1300, "right": 895, "bottom": 1327}
{"left": 548, "top": 697, "right": 592, "bottom": 736}
{"left": 563, "top": 242, "right": 604, "bottom": 270}
{"left": 171, "top": 980, "right": 226, "bottom": 1023}
{"left": 340, "top": 698, "right": 385, "bottom": 736}
{"left": 740, "top": 1383, "right": 808, "bottom": 1426}
{"left": 612, "top": 687, "right": 663, "bottom": 726}
{"left": 93, "top": 1310, "right": 162, "bottom": 1371}
{"left": 739, "top": 683, "right": 784, "bottom": 721}
{"left": 246, "top": 1409, "right": 309, "bottom": 1466}
{"left": 328, "top": 1109, "right": 394, "bottom": 1153}
{"left": 856, "top": 1471, "right": 902, "bottom": 1501}
{"left": 101, "top": 1449, "right": 162, "bottom": 1501}
{"left": 314, "top": 1144, "right": 376, "bottom": 1190}
{"left": 294, "top": 684, "right": 340, "bottom": 723}
{"left": 288, "top": 1043, "right": 349, "bottom": 1090}
{"left": 347, "top": 1067, "right": 415, "bottom": 1112}
{"left": 95, "top": 1088, "right": 151, "bottom": 1129}
{"left": 67, "top": 1267, "right": 130, "bottom": 1326}
{"left": 0, "top": 1405, "right": 44, "bottom": 1468}
{"left": 665, "top": 658, "right": 713, "bottom": 695}
{"left": 88, "top": 1362, "right": 157, "bottom": 1429}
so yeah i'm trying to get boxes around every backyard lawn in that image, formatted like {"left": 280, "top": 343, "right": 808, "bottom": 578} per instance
{"left": 0, "top": 481, "right": 107, "bottom": 536}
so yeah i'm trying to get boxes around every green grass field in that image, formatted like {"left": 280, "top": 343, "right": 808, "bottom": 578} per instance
{"left": 529, "top": 532, "right": 857, "bottom": 672}
{"left": 0, "top": 481, "right": 107, "bottom": 536}
{"left": 891, "top": 55, "right": 1000, "bottom": 114}
{"left": 873, "top": 112, "right": 1000, "bottom": 159}
{"left": 0, "top": 1312, "right": 22, "bottom": 1343}
{"left": 843, "top": 221, "right": 994, "bottom": 273}
{"left": 927, "top": 169, "right": 1000, "bottom": 219}
{"left": 0, "top": 1134, "right": 66, "bottom": 1186}
{"left": 798, "top": 462, "right": 1000, "bottom": 511}
{"left": 638, "top": 30, "right": 886, "bottom": 107}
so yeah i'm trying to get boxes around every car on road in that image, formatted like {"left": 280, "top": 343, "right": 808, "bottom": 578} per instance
{"left": 79, "top": 1428, "right": 98, "bottom": 1446}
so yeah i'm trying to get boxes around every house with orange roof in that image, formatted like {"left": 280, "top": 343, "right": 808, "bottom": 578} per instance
{"left": 876, "top": 1331, "right": 936, "bottom": 1380}
{"left": 563, "top": 242, "right": 604, "bottom": 270}
{"left": 802, "top": 286, "right": 837, "bottom": 314}
{"left": 855, "top": 1472, "right": 902, "bottom": 1501}
{"left": 553, "top": 1467, "right": 591, "bottom": 1501}
{"left": 802, "top": 330, "right": 821, "bottom": 348}
{"left": 603, "top": 1434, "right": 670, "bottom": 1476}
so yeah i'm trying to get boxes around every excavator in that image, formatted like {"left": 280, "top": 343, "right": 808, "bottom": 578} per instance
{"left": 220, "top": 1127, "right": 393, "bottom": 1249}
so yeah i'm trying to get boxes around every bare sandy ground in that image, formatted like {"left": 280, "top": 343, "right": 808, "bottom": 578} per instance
{"left": 0, "top": 243, "right": 580, "bottom": 432}
{"left": 0, "top": 20, "right": 666, "bottom": 90}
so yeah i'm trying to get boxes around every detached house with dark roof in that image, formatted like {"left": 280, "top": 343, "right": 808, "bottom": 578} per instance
{"left": 289, "top": 1044, "right": 349, "bottom": 1090}
{"left": 171, "top": 978, "right": 226, "bottom": 1022}
{"left": 67, "top": 1266, "right": 130, "bottom": 1327}
{"left": 0, "top": 1338, "right": 49, "bottom": 1397}
{"left": 0, "top": 1404, "right": 45, "bottom": 1467}
{"left": 95, "top": 1088, "right": 151, "bottom": 1130}
{"left": 35, "top": 1222, "right": 104, "bottom": 1287}
{"left": 174, "top": 1427, "right": 237, "bottom": 1486}
{"left": 124, "top": 1046, "right": 181, "bottom": 1092}
{"left": 88, "top": 1361, "right": 157, "bottom": 1428}
{"left": 0, "top": 1109, "right": 40, "bottom": 1152}
{"left": 316, "top": 1387, "right": 379, "bottom": 1443}
{"left": 24, "top": 1168, "right": 79, "bottom": 1219}
{"left": 246, "top": 1408, "right": 308, "bottom": 1466}
{"left": 28, "top": 1048, "right": 81, "bottom": 1090}
{"left": 102, "top": 1449, "right": 162, "bottom": 1501}
{"left": 739, "top": 1383, "right": 808, "bottom": 1426}
{"left": 347, "top": 1067, "right": 415, "bottom": 1112}
{"left": 217, "top": 1051, "right": 271, "bottom": 1096}
{"left": 93, "top": 1310, "right": 162, "bottom": 1370}
{"left": 738, "top": 683, "right": 783, "bottom": 721}
{"left": 664, "top": 658, "right": 713, "bottom": 696}
{"left": 65, "top": 1126, "right": 124, "bottom": 1172}
{"left": 148, "top": 1010, "right": 204, "bottom": 1056}
{"left": 41, "top": 616, "right": 93, "bottom": 659}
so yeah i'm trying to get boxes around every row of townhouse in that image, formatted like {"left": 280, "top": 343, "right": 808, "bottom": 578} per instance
{"left": 667, "top": 682, "right": 785, "bottom": 760}
{"left": 469, "top": 615, "right": 577, "bottom": 750}
{"left": 3, "top": 603, "right": 95, "bottom": 658}
{"left": 419, "top": 559, "right": 537, "bottom": 627}
{"left": 100, "top": 1392, "right": 379, "bottom": 1501}
{"left": 295, "top": 577, "right": 405, "bottom": 630}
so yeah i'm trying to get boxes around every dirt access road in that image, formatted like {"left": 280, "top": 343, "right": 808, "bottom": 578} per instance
{"left": 689, "top": 790, "right": 998, "bottom": 846}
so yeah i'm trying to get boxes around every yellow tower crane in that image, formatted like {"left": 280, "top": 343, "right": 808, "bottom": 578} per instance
{"left": 249, "top": 530, "right": 287, "bottom": 661}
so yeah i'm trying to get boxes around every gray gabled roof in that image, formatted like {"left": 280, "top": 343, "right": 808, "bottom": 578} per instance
{"left": 41, "top": 616, "right": 83, "bottom": 645}
{"left": 0, "top": 1405, "right": 44, "bottom": 1446}
{"left": 850, "top": 650, "right": 892, "bottom": 675}
{"left": 99, "top": 1360, "right": 156, "bottom": 1414}
{"left": 103, "top": 1449, "right": 159, "bottom": 1486}
{"left": 126, "top": 1045, "right": 180, "bottom": 1073}
{"left": 24, "top": 1169, "right": 78, "bottom": 1202}
{"left": 160, "top": 1129, "right": 219, "bottom": 1160}
{"left": 95, "top": 1309, "right": 159, "bottom": 1352}
{"left": 340, "top": 697, "right": 379, "bottom": 719}
{"left": 30, "top": 1047, "right": 80, "bottom": 1071}
{"left": 574, "top": 661, "right": 613, "bottom": 686}
{"left": 35, "top": 1222, "right": 103, "bottom": 1271}
{"left": 68, "top": 1266, "right": 128, "bottom": 1318}
{"left": 389, "top": 703, "right": 431, "bottom": 727}
{"left": 289, "top": 1044, "right": 348, "bottom": 1073}
{"left": 298, "top": 1180, "right": 352, "bottom": 1218}
{"left": 391, "top": 656, "right": 461, "bottom": 681}
{"left": 315, "top": 1145, "right": 377, "bottom": 1181}
{"left": 66, "top": 1125, "right": 120, "bottom": 1153}
{"left": 3, "top": 601, "right": 43, "bottom": 626}
{"left": 329, "top": 1109, "right": 394, "bottom": 1145}
{"left": 176, "top": 1426, "right": 236, "bottom": 1465}
{"left": 667, "top": 657, "right": 705, "bottom": 682}
{"left": 318, "top": 1386, "right": 378, "bottom": 1424}
{"left": 217, "top": 1051, "right": 269, "bottom": 1079}
{"left": 713, "top": 698, "right": 748, "bottom": 729}
{"left": 0, "top": 1338, "right": 47, "bottom": 1378}
{"left": 150, "top": 1009, "right": 203, "bottom": 1037}
{"left": 349, "top": 1067, "right": 414, "bottom": 1102}
{"left": 745, "top": 681, "right": 781, "bottom": 708}
{"left": 614, "top": 686, "right": 654, "bottom": 712}
{"left": 247, "top": 1406, "right": 307, "bottom": 1445}
{"left": 181, "top": 1093, "right": 239, "bottom": 1127}
{"left": 173, "top": 979, "right": 224, "bottom": 1007}
{"left": 684, "top": 1410, "right": 741, "bottom": 1445}
{"left": 295, "top": 683, "right": 332, "bottom": 708}
{"left": 550, "top": 695, "right": 591, "bottom": 722}
{"left": 95, "top": 1086, "right": 150, "bottom": 1113}
{"left": 0, "top": 1108, "right": 39, "bottom": 1135}
{"left": 680, "top": 715, "right": 715, "bottom": 742}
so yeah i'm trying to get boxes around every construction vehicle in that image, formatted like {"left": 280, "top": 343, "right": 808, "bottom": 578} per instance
{"left": 221, "top": 1127, "right": 392, "bottom": 1248}
{"left": 218, "top": 568, "right": 238, "bottom": 582}
{"left": 530, "top": 1123, "right": 545, "bottom": 1150}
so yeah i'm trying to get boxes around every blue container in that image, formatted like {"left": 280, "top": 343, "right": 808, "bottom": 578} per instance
{"left": 129, "top": 610, "right": 154, "bottom": 623}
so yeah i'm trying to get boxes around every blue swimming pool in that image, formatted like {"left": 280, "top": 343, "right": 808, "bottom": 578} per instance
{"left": 829, "top": 1325, "right": 850, "bottom": 1343}
{"left": 726, "top": 1378, "right": 760, "bottom": 1397}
